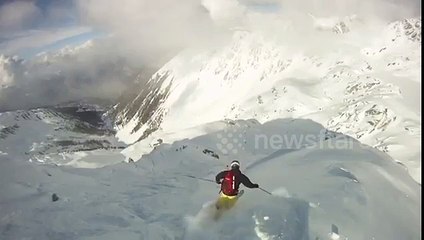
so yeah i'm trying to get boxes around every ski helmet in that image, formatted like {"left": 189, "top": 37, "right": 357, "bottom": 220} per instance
{"left": 230, "top": 160, "right": 240, "bottom": 170}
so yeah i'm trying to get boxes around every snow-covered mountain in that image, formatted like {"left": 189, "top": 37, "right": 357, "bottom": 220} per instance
{"left": 0, "top": 9, "right": 420, "bottom": 240}
{"left": 114, "top": 18, "right": 421, "bottom": 183}
{"left": 0, "top": 103, "right": 126, "bottom": 168}
{"left": 0, "top": 118, "right": 420, "bottom": 239}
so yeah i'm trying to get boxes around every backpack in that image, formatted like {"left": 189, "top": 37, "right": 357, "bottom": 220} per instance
{"left": 221, "top": 170, "right": 238, "bottom": 195}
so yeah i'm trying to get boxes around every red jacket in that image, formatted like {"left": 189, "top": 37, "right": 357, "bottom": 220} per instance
{"left": 215, "top": 169, "right": 259, "bottom": 196}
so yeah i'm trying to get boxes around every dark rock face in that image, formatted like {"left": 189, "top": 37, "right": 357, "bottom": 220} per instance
{"left": 112, "top": 70, "right": 174, "bottom": 143}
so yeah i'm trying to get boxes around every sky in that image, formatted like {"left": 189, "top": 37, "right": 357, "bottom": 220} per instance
{"left": 0, "top": 0, "right": 280, "bottom": 58}
{"left": 0, "top": 0, "right": 421, "bottom": 111}
{"left": 0, "top": 0, "right": 420, "bottom": 58}
{"left": 0, "top": 0, "right": 101, "bottom": 58}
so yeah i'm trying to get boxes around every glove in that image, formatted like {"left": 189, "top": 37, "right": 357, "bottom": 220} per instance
{"left": 253, "top": 184, "right": 259, "bottom": 188}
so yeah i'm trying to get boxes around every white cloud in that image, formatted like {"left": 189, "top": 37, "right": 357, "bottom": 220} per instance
{"left": 76, "top": 0, "right": 240, "bottom": 65}
{"left": 76, "top": 0, "right": 420, "bottom": 64}
{"left": 43, "top": 2, "right": 77, "bottom": 24}
{"left": 0, "top": 27, "right": 92, "bottom": 55}
{"left": 240, "top": 0, "right": 281, "bottom": 3}
{"left": 270, "top": 0, "right": 419, "bottom": 20}
{"left": 0, "top": 0, "right": 91, "bottom": 57}
{"left": 0, "top": 0, "right": 419, "bottom": 111}
{"left": 0, "top": 1, "right": 42, "bottom": 31}
{"left": 201, "top": 0, "right": 246, "bottom": 25}
{"left": 0, "top": 55, "right": 21, "bottom": 88}
{"left": 0, "top": 40, "right": 140, "bottom": 111}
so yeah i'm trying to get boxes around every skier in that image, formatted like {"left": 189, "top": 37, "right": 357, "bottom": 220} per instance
{"left": 213, "top": 160, "right": 259, "bottom": 219}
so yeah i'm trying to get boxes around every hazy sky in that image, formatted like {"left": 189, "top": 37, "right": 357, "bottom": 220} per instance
{"left": 0, "top": 0, "right": 420, "bottom": 58}
{"left": 0, "top": 0, "right": 100, "bottom": 58}
{"left": 0, "top": 0, "right": 420, "bottom": 111}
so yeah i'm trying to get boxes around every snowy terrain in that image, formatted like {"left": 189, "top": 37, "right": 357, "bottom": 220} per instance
{"left": 0, "top": 118, "right": 420, "bottom": 239}
{"left": 0, "top": 103, "right": 125, "bottom": 168}
{"left": 114, "top": 17, "right": 421, "bottom": 183}
{"left": 0, "top": 5, "right": 421, "bottom": 240}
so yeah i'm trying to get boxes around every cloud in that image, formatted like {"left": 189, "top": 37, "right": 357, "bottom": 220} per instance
{"left": 201, "top": 0, "right": 246, "bottom": 24}
{"left": 0, "top": 1, "right": 42, "bottom": 31}
{"left": 42, "top": 1, "right": 78, "bottom": 25}
{"left": 0, "top": 0, "right": 85, "bottom": 57}
{"left": 0, "top": 0, "right": 420, "bottom": 111}
{"left": 76, "top": 0, "right": 420, "bottom": 63}
{"left": 0, "top": 40, "right": 141, "bottom": 111}
{"left": 76, "top": 0, "right": 241, "bottom": 65}
{"left": 273, "top": 0, "right": 420, "bottom": 20}
{"left": 0, "top": 27, "right": 92, "bottom": 56}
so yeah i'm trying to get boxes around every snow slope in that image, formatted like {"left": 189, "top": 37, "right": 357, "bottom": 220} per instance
{"left": 114, "top": 18, "right": 421, "bottom": 183}
{"left": 0, "top": 118, "right": 420, "bottom": 240}
{"left": 0, "top": 104, "right": 126, "bottom": 168}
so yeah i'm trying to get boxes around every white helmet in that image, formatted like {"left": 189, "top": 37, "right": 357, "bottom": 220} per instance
{"left": 230, "top": 160, "right": 240, "bottom": 170}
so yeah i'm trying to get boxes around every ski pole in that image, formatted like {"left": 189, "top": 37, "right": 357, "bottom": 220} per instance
{"left": 259, "top": 187, "right": 273, "bottom": 195}
{"left": 183, "top": 174, "right": 216, "bottom": 183}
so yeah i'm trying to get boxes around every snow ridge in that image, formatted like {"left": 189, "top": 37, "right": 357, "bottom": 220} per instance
{"left": 115, "top": 18, "right": 421, "bottom": 182}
